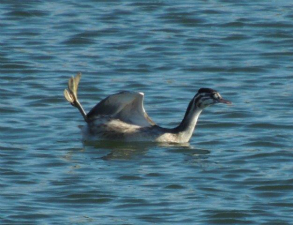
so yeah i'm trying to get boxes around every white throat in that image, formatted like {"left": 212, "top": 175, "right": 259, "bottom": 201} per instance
{"left": 176, "top": 107, "right": 203, "bottom": 143}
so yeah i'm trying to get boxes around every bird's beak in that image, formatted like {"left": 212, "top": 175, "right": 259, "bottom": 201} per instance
{"left": 217, "top": 98, "right": 232, "bottom": 104}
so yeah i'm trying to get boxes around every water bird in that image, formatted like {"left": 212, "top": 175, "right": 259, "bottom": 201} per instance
{"left": 64, "top": 73, "right": 231, "bottom": 143}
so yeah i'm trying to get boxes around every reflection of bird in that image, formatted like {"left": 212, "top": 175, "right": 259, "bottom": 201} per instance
{"left": 64, "top": 73, "right": 231, "bottom": 143}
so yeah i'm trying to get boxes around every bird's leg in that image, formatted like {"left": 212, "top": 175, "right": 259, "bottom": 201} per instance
{"left": 64, "top": 73, "right": 88, "bottom": 122}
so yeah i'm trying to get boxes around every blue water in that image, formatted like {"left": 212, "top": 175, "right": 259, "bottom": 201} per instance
{"left": 1, "top": 1, "right": 293, "bottom": 224}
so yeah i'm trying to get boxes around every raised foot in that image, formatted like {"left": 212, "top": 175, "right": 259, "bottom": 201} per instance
{"left": 64, "top": 72, "right": 81, "bottom": 106}
{"left": 64, "top": 72, "right": 87, "bottom": 122}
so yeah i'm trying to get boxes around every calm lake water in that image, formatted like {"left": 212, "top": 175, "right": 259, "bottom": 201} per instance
{"left": 1, "top": 1, "right": 293, "bottom": 224}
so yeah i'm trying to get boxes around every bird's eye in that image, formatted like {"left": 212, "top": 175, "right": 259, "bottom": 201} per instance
{"left": 212, "top": 93, "right": 221, "bottom": 99}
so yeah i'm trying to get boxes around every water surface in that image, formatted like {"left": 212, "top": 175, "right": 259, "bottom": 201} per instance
{"left": 1, "top": 1, "right": 293, "bottom": 224}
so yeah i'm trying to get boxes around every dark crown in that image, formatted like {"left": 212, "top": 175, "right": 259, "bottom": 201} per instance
{"left": 197, "top": 88, "right": 216, "bottom": 94}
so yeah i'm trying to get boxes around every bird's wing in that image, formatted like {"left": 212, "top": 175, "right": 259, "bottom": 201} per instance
{"left": 87, "top": 91, "right": 156, "bottom": 127}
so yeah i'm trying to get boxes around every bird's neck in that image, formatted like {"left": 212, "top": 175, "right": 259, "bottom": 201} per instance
{"left": 174, "top": 101, "right": 203, "bottom": 143}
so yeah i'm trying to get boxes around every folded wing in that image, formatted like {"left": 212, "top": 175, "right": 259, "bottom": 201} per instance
{"left": 87, "top": 91, "right": 155, "bottom": 127}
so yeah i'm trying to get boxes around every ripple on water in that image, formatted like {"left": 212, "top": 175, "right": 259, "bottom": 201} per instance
{"left": 4, "top": 10, "right": 49, "bottom": 18}
{"left": 204, "top": 215, "right": 254, "bottom": 224}
{"left": 118, "top": 175, "right": 143, "bottom": 180}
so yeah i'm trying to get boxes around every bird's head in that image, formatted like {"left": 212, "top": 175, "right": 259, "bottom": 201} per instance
{"left": 194, "top": 88, "right": 231, "bottom": 109}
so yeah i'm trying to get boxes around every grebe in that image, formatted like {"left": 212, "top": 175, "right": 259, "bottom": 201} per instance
{"left": 64, "top": 73, "right": 231, "bottom": 143}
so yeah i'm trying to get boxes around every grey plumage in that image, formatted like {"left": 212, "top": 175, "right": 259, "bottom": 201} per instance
{"left": 64, "top": 73, "right": 231, "bottom": 143}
